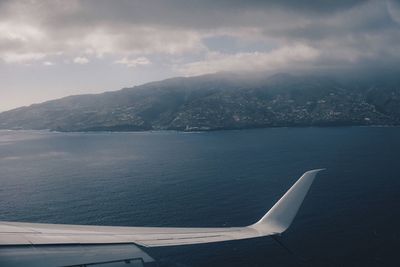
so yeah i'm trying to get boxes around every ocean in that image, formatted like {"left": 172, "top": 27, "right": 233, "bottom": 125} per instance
{"left": 0, "top": 127, "right": 399, "bottom": 266}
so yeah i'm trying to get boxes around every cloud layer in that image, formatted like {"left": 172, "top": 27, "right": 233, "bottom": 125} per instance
{"left": 0, "top": 0, "right": 399, "bottom": 72}
{"left": 0, "top": 0, "right": 399, "bottom": 110}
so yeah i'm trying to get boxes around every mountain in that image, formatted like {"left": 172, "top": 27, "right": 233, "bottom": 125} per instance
{"left": 0, "top": 73, "right": 399, "bottom": 131}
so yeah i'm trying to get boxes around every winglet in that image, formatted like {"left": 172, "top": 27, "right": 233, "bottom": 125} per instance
{"left": 250, "top": 169, "right": 324, "bottom": 235}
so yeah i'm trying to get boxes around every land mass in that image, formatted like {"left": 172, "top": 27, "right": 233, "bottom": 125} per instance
{"left": 1, "top": 73, "right": 399, "bottom": 131}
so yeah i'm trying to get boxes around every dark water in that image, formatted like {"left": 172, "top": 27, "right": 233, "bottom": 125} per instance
{"left": 0, "top": 127, "right": 399, "bottom": 266}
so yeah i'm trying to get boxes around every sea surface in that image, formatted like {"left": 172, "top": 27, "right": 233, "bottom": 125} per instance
{"left": 0, "top": 127, "right": 399, "bottom": 266}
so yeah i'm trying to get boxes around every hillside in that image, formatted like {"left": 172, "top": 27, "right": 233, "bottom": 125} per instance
{"left": 0, "top": 73, "right": 399, "bottom": 131}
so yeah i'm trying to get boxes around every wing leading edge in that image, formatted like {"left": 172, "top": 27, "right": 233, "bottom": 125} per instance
{"left": 0, "top": 169, "right": 323, "bottom": 248}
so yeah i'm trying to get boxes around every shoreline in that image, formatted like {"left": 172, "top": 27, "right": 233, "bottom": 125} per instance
{"left": 1, "top": 124, "right": 399, "bottom": 134}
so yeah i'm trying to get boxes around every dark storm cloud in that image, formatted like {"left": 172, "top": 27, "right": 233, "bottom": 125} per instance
{"left": 185, "top": 0, "right": 367, "bottom": 13}
{"left": 29, "top": 0, "right": 376, "bottom": 30}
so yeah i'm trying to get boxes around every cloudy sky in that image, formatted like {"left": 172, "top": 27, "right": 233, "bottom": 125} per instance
{"left": 1, "top": 0, "right": 400, "bottom": 111}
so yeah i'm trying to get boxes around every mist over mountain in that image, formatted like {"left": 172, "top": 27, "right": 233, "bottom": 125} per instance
{"left": 0, "top": 72, "right": 399, "bottom": 132}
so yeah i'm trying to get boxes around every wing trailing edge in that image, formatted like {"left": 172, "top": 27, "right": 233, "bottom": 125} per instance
{"left": 0, "top": 169, "right": 324, "bottom": 248}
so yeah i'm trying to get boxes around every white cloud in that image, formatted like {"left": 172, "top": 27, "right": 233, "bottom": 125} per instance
{"left": 0, "top": 21, "right": 48, "bottom": 63}
{"left": 114, "top": 56, "right": 151, "bottom": 68}
{"left": 80, "top": 27, "right": 205, "bottom": 57}
{"left": 43, "top": 61, "right": 54, "bottom": 66}
{"left": 0, "top": 22, "right": 45, "bottom": 43}
{"left": 0, "top": 21, "right": 205, "bottom": 64}
{"left": 179, "top": 44, "right": 320, "bottom": 76}
{"left": 73, "top": 56, "right": 89, "bottom": 64}
{"left": 1, "top": 52, "right": 46, "bottom": 63}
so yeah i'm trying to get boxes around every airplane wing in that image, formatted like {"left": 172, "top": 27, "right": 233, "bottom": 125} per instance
{"left": 0, "top": 169, "right": 323, "bottom": 266}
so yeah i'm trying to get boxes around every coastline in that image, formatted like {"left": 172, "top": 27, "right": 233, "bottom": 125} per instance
{"left": 1, "top": 124, "right": 399, "bottom": 134}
